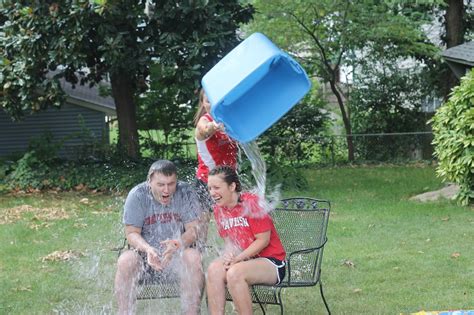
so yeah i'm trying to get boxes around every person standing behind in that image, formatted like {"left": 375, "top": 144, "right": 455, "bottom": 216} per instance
{"left": 193, "top": 89, "right": 238, "bottom": 240}
{"left": 206, "top": 166, "right": 286, "bottom": 315}
{"left": 114, "top": 160, "right": 204, "bottom": 315}
{"left": 194, "top": 89, "right": 238, "bottom": 187}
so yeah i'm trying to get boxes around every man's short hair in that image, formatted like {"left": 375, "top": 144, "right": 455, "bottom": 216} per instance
{"left": 147, "top": 160, "right": 177, "bottom": 180}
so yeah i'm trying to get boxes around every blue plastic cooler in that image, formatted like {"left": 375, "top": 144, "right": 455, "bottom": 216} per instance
{"left": 201, "top": 32, "right": 311, "bottom": 143}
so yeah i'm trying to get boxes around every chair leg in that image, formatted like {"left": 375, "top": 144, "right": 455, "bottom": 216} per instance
{"left": 277, "top": 288, "right": 284, "bottom": 315}
{"left": 252, "top": 286, "right": 266, "bottom": 314}
{"left": 319, "top": 281, "right": 331, "bottom": 315}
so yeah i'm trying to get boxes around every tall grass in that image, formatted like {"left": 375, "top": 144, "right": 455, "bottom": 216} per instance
{"left": 0, "top": 165, "right": 472, "bottom": 314}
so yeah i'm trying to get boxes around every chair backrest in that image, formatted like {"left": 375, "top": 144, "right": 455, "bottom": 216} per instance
{"left": 272, "top": 197, "right": 330, "bottom": 286}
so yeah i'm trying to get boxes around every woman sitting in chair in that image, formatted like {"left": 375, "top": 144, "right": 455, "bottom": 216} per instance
{"left": 206, "top": 166, "right": 286, "bottom": 315}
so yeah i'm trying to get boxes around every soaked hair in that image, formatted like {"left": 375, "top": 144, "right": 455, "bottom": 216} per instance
{"left": 209, "top": 165, "right": 242, "bottom": 192}
{"left": 193, "top": 89, "right": 208, "bottom": 126}
{"left": 147, "top": 160, "right": 177, "bottom": 182}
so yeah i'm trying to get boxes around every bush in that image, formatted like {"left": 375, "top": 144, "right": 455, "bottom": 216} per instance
{"left": 1, "top": 148, "right": 198, "bottom": 193}
{"left": 237, "top": 151, "right": 309, "bottom": 193}
{"left": 431, "top": 70, "right": 474, "bottom": 205}
{"left": 258, "top": 91, "right": 329, "bottom": 165}
{"left": 2, "top": 154, "right": 150, "bottom": 193}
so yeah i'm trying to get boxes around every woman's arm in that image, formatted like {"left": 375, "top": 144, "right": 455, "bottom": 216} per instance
{"left": 233, "top": 231, "right": 271, "bottom": 264}
{"left": 195, "top": 116, "right": 223, "bottom": 141}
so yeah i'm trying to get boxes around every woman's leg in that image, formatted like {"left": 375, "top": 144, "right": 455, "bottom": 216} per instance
{"left": 226, "top": 258, "right": 278, "bottom": 315}
{"left": 206, "top": 258, "right": 228, "bottom": 315}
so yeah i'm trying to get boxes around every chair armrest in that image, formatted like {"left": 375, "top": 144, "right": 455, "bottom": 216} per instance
{"left": 114, "top": 238, "right": 128, "bottom": 257}
{"left": 285, "top": 237, "right": 327, "bottom": 286}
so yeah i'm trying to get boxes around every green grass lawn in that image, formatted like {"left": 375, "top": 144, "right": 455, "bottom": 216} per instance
{"left": 0, "top": 165, "right": 472, "bottom": 314}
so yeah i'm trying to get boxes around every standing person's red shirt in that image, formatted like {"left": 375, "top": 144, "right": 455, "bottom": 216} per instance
{"left": 196, "top": 113, "right": 238, "bottom": 183}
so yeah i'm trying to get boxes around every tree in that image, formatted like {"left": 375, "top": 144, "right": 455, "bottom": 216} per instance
{"left": 442, "top": 0, "right": 473, "bottom": 95}
{"left": 258, "top": 88, "right": 329, "bottom": 164}
{"left": 246, "top": 0, "right": 440, "bottom": 161}
{"left": 136, "top": 63, "right": 196, "bottom": 160}
{"left": 419, "top": 0, "right": 474, "bottom": 97}
{"left": 350, "top": 60, "right": 428, "bottom": 160}
{"left": 445, "top": 0, "right": 466, "bottom": 47}
{"left": 0, "top": 0, "right": 253, "bottom": 158}
{"left": 431, "top": 70, "right": 474, "bottom": 205}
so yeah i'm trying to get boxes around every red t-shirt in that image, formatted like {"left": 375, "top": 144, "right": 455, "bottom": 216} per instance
{"left": 213, "top": 192, "right": 286, "bottom": 261}
{"left": 196, "top": 114, "right": 238, "bottom": 183}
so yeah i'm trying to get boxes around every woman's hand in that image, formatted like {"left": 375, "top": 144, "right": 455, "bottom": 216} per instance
{"left": 211, "top": 121, "right": 225, "bottom": 132}
{"left": 205, "top": 120, "right": 224, "bottom": 137}
{"left": 222, "top": 252, "right": 235, "bottom": 270}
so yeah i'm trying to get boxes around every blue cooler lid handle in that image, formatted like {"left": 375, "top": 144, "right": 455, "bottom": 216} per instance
{"left": 287, "top": 55, "right": 304, "bottom": 74}
{"left": 269, "top": 55, "right": 281, "bottom": 69}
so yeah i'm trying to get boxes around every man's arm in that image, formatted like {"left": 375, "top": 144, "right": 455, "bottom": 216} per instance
{"left": 160, "top": 219, "right": 199, "bottom": 264}
{"left": 125, "top": 225, "right": 151, "bottom": 252}
{"left": 125, "top": 225, "right": 163, "bottom": 271}
{"left": 181, "top": 219, "right": 199, "bottom": 247}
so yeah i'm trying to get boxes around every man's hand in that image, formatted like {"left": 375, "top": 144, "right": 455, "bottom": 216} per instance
{"left": 160, "top": 239, "right": 181, "bottom": 268}
{"left": 146, "top": 247, "right": 163, "bottom": 271}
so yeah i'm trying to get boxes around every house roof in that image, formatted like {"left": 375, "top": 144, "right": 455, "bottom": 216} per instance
{"left": 60, "top": 79, "right": 116, "bottom": 116}
{"left": 441, "top": 42, "right": 474, "bottom": 78}
{"left": 442, "top": 42, "right": 474, "bottom": 66}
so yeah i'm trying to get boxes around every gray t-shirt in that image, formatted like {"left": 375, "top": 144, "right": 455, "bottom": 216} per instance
{"left": 123, "top": 181, "right": 201, "bottom": 250}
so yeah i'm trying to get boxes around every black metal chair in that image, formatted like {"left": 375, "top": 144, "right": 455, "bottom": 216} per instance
{"left": 225, "top": 197, "right": 331, "bottom": 314}
{"left": 117, "top": 197, "right": 331, "bottom": 314}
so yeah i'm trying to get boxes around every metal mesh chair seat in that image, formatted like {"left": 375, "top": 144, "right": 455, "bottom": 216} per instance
{"left": 136, "top": 280, "right": 180, "bottom": 300}
{"left": 115, "top": 240, "right": 182, "bottom": 300}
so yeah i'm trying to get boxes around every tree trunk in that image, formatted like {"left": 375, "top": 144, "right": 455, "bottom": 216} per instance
{"left": 110, "top": 72, "right": 140, "bottom": 159}
{"left": 329, "top": 80, "right": 355, "bottom": 161}
{"left": 444, "top": 0, "right": 464, "bottom": 95}
{"left": 445, "top": 0, "right": 464, "bottom": 48}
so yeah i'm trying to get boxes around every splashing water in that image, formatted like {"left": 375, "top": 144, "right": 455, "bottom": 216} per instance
{"left": 239, "top": 141, "right": 267, "bottom": 197}
{"left": 239, "top": 140, "right": 281, "bottom": 215}
{"left": 59, "top": 140, "right": 280, "bottom": 314}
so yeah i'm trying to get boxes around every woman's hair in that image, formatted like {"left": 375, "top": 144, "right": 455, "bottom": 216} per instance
{"left": 193, "top": 89, "right": 208, "bottom": 126}
{"left": 209, "top": 165, "right": 242, "bottom": 192}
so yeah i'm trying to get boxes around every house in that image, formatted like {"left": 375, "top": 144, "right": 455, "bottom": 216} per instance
{"left": 442, "top": 41, "right": 474, "bottom": 79}
{"left": 0, "top": 80, "right": 116, "bottom": 159}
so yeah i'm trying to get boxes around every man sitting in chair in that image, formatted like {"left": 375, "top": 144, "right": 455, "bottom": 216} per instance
{"left": 115, "top": 160, "right": 205, "bottom": 315}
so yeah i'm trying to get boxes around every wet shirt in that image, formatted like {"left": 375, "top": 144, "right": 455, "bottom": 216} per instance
{"left": 213, "top": 192, "right": 286, "bottom": 261}
{"left": 123, "top": 181, "right": 201, "bottom": 250}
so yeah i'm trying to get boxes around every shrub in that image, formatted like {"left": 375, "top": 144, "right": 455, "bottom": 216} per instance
{"left": 258, "top": 91, "right": 329, "bottom": 165}
{"left": 3, "top": 154, "right": 149, "bottom": 193}
{"left": 2, "top": 151, "right": 198, "bottom": 193}
{"left": 431, "top": 70, "right": 474, "bottom": 205}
